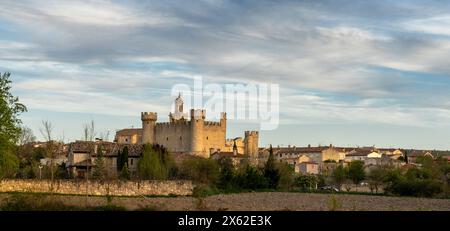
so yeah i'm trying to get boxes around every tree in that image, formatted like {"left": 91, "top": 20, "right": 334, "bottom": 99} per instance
{"left": 179, "top": 156, "right": 219, "bottom": 184}
{"left": 92, "top": 144, "right": 106, "bottom": 181}
{"left": 39, "top": 120, "right": 57, "bottom": 182}
{"left": 238, "top": 165, "right": 267, "bottom": 190}
{"left": 83, "top": 120, "right": 96, "bottom": 141}
{"left": 117, "top": 146, "right": 128, "bottom": 172}
{"left": 367, "top": 166, "right": 385, "bottom": 193}
{"left": 332, "top": 165, "right": 347, "bottom": 190}
{"left": 56, "top": 162, "right": 70, "bottom": 179}
{"left": 264, "top": 145, "right": 280, "bottom": 189}
{"left": 0, "top": 72, "right": 25, "bottom": 178}
{"left": 18, "top": 126, "right": 35, "bottom": 146}
{"left": 295, "top": 174, "right": 318, "bottom": 190}
{"left": 138, "top": 144, "right": 165, "bottom": 180}
{"left": 277, "top": 162, "right": 295, "bottom": 190}
{"left": 217, "top": 157, "right": 235, "bottom": 190}
{"left": 119, "top": 164, "right": 130, "bottom": 180}
{"left": 347, "top": 160, "right": 365, "bottom": 188}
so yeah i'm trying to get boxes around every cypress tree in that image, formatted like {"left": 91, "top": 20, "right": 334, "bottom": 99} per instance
{"left": 116, "top": 149, "right": 122, "bottom": 172}
{"left": 93, "top": 144, "right": 106, "bottom": 181}
{"left": 264, "top": 144, "right": 280, "bottom": 189}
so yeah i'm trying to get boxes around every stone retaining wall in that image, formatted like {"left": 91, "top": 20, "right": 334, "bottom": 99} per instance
{"left": 0, "top": 179, "right": 193, "bottom": 196}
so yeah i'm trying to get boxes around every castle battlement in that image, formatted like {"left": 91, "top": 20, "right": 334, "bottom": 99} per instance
{"left": 245, "top": 131, "right": 259, "bottom": 136}
{"left": 156, "top": 121, "right": 190, "bottom": 127}
{"left": 191, "top": 109, "right": 206, "bottom": 119}
{"left": 204, "top": 121, "right": 221, "bottom": 126}
{"left": 141, "top": 112, "right": 157, "bottom": 121}
{"left": 115, "top": 94, "right": 257, "bottom": 159}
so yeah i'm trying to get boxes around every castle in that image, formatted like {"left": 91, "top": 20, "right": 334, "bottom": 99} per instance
{"left": 115, "top": 94, "right": 259, "bottom": 158}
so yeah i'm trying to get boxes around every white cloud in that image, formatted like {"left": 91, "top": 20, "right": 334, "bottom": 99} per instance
{"left": 403, "top": 15, "right": 450, "bottom": 36}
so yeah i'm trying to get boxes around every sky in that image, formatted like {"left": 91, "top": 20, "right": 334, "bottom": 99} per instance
{"left": 0, "top": 0, "right": 449, "bottom": 150}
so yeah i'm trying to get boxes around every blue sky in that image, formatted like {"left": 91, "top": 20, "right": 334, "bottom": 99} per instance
{"left": 1, "top": 0, "right": 449, "bottom": 150}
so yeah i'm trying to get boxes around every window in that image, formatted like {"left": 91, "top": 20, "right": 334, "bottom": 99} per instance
{"left": 125, "top": 138, "right": 128, "bottom": 142}
{"left": 130, "top": 159, "right": 134, "bottom": 166}
{"left": 206, "top": 136, "right": 208, "bottom": 140}
{"left": 166, "top": 137, "right": 169, "bottom": 141}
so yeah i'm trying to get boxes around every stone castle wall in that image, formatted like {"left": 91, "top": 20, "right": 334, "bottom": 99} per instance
{"left": 0, "top": 179, "right": 193, "bottom": 196}
{"left": 203, "top": 122, "right": 226, "bottom": 156}
{"left": 154, "top": 120, "right": 226, "bottom": 157}
{"left": 155, "top": 121, "right": 192, "bottom": 152}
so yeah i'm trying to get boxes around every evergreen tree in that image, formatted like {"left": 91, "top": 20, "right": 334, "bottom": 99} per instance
{"left": 264, "top": 145, "right": 280, "bottom": 189}
{"left": 119, "top": 164, "right": 130, "bottom": 180}
{"left": 332, "top": 165, "right": 347, "bottom": 190}
{"left": 116, "top": 146, "right": 129, "bottom": 174}
{"left": 347, "top": 160, "right": 365, "bottom": 186}
{"left": 218, "top": 157, "right": 235, "bottom": 189}
{"left": 404, "top": 150, "right": 409, "bottom": 164}
{"left": 116, "top": 149, "right": 122, "bottom": 172}
{"left": 92, "top": 145, "right": 106, "bottom": 181}
{"left": 138, "top": 144, "right": 166, "bottom": 180}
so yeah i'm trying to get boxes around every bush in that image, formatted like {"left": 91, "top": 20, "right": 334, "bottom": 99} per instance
{"left": 217, "top": 157, "right": 235, "bottom": 190}
{"left": 384, "top": 167, "right": 443, "bottom": 197}
{"left": 235, "top": 165, "right": 268, "bottom": 190}
{"left": 295, "top": 174, "right": 318, "bottom": 191}
{"left": 192, "top": 184, "right": 219, "bottom": 198}
{"left": 386, "top": 179, "right": 442, "bottom": 197}
{"left": 1, "top": 194, "right": 80, "bottom": 211}
{"left": 277, "top": 162, "right": 295, "bottom": 190}
{"left": 179, "top": 157, "right": 219, "bottom": 185}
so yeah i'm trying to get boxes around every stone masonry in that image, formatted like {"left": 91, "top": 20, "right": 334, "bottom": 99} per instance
{"left": 0, "top": 179, "right": 193, "bottom": 196}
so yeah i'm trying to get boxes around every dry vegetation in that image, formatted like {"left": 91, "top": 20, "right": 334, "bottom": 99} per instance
{"left": 1, "top": 192, "right": 449, "bottom": 211}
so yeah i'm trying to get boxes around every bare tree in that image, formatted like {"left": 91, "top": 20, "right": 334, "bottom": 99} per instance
{"left": 83, "top": 120, "right": 96, "bottom": 141}
{"left": 39, "top": 120, "right": 56, "bottom": 184}
{"left": 58, "top": 130, "right": 65, "bottom": 144}
{"left": 40, "top": 120, "right": 53, "bottom": 142}
{"left": 18, "top": 126, "right": 36, "bottom": 146}
{"left": 99, "top": 130, "right": 110, "bottom": 141}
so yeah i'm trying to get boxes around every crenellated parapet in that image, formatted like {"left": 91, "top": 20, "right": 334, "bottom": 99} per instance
{"left": 204, "top": 121, "right": 221, "bottom": 126}
{"left": 191, "top": 109, "right": 206, "bottom": 120}
{"left": 245, "top": 131, "right": 259, "bottom": 136}
{"left": 141, "top": 112, "right": 157, "bottom": 144}
{"left": 141, "top": 112, "right": 157, "bottom": 121}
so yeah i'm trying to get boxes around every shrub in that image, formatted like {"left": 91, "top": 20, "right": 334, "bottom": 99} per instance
{"left": 1, "top": 194, "right": 79, "bottom": 211}
{"left": 179, "top": 157, "right": 219, "bottom": 185}
{"left": 217, "top": 157, "right": 235, "bottom": 190}
{"left": 235, "top": 165, "right": 268, "bottom": 190}
{"left": 192, "top": 184, "right": 219, "bottom": 198}
{"left": 295, "top": 174, "right": 318, "bottom": 191}
{"left": 277, "top": 162, "right": 295, "bottom": 190}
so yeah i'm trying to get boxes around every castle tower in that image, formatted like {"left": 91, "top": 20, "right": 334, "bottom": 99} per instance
{"left": 141, "top": 112, "right": 157, "bottom": 144}
{"left": 190, "top": 109, "right": 206, "bottom": 157}
{"left": 244, "top": 131, "right": 259, "bottom": 164}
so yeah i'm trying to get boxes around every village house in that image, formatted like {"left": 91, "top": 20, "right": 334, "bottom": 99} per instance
{"left": 407, "top": 151, "right": 434, "bottom": 163}
{"left": 66, "top": 140, "right": 142, "bottom": 178}
{"left": 297, "top": 162, "right": 319, "bottom": 175}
